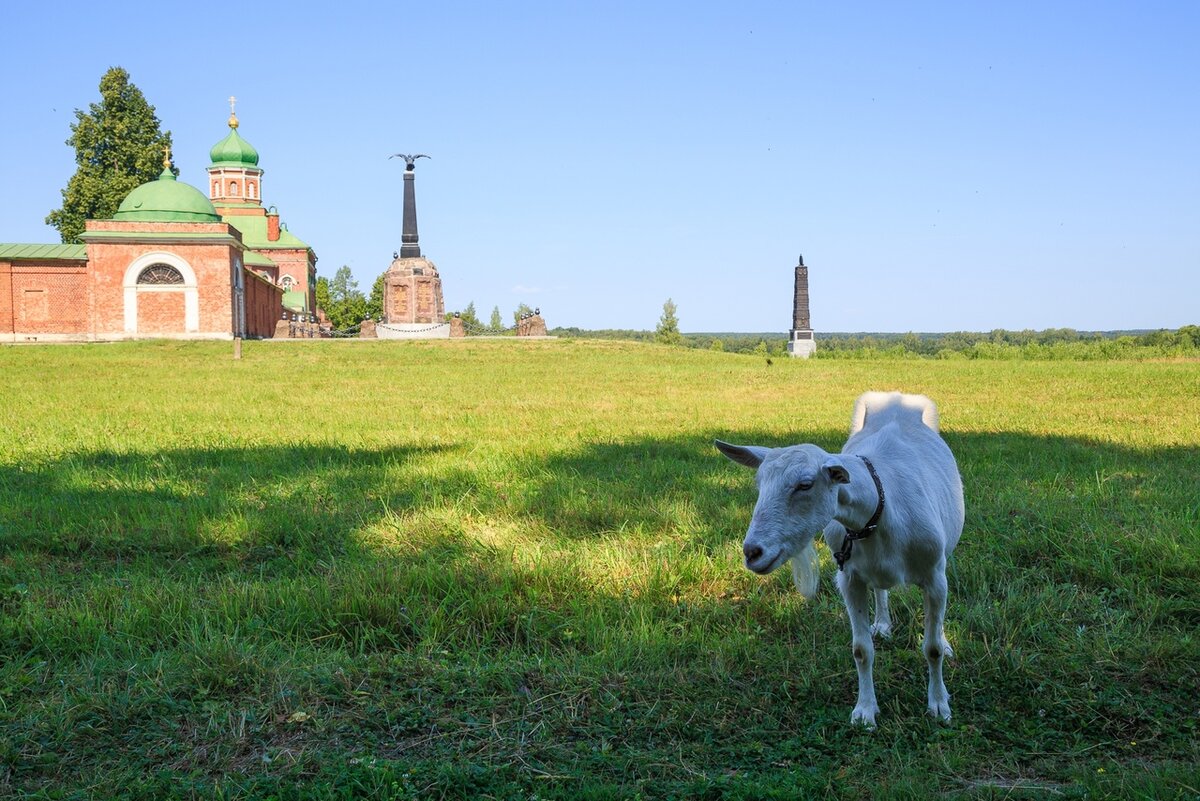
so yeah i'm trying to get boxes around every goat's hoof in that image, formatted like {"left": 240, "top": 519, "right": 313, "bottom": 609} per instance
{"left": 850, "top": 705, "right": 878, "bottom": 729}
{"left": 927, "top": 700, "right": 952, "bottom": 722}
{"left": 870, "top": 622, "right": 893, "bottom": 639}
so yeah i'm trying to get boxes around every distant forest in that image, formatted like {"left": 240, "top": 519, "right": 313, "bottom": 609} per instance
{"left": 548, "top": 326, "right": 1200, "bottom": 360}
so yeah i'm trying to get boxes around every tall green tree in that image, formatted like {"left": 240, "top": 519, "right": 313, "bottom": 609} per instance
{"left": 366, "top": 274, "right": 385, "bottom": 320}
{"left": 329, "top": 265, "right": 358, "bottom": 305}
{"left": 315, "top": 277, "right": 332, "bottom": 317}
{"left": 46, "top": 67, "right": 174, "bottom": 243}
{"left": 512, "top": 303, "right": 534, "bottom": 325}
{"left": 655, "top": 298, "right": 682, "bottom": 346}
{"left": 456, "top": 302, "right": 482, "bottom": 330}
{"left": 323, "top": 266, "right": 367, "bottom": 330}
{"left": 489, "top": 306, "right": 504, "bottom": 331}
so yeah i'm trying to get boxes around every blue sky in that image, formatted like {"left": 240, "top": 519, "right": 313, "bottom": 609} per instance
{"left": 3, "top": 1, "right": 1196, "bottom": 332}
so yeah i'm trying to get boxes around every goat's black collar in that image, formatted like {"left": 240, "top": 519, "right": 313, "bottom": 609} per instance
{"left": 833, "top": 455, "right": 885, "bottom": 571}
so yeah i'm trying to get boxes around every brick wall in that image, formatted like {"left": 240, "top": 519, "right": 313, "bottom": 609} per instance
{"left": 4, "top": 222, "right": 295, "bottom": 342}
{"left": 243, "top": 268, "right": 283, "bottom": 337}
{"left": 85, "top": 220, "right": 240, "bottom": 339}
{"left": 136, "top": 291, "right": 186, "bottom": 334}
{"left": 0, "top": 262, "right": 11, "bottom": 338}
{"left": 0, "top": 259, "right": 89, "bottom": 341}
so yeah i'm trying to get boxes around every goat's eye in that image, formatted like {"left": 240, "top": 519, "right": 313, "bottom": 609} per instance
{"left": 793, "top": 480, "right": 814, "bottom": 493}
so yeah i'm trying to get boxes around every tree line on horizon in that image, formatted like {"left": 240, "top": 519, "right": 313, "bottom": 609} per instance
{"left": 552, "top": 324, "right": 1200, "bottom": 359}
{"left": 552, "top": 299, "right": 1200, "bottom": 359}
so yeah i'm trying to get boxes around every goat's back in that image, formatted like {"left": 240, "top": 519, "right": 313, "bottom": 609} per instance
{"left": 846, "top": 391, "right": 964, "bottom": 556}
{"left": 849, "top": 391, "right": 939, "bottom": 436}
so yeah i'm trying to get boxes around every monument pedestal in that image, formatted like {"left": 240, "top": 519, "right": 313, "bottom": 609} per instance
{"left": 382, "top": 256, "right": 445, "bottom": 328}
{"left": 517, "top": 313, "right": 548, "bottom": 337}
{"left": 788, "top": 329, "right": 816, "bottom": 358}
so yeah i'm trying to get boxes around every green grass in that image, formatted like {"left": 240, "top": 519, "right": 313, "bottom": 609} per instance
{"left": 1, "top": 339, "right": 1197, "bottom": 799}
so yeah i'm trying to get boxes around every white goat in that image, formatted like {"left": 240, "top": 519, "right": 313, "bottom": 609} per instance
{"left": 716, "top": 391, "right": 964, "bottom": 726}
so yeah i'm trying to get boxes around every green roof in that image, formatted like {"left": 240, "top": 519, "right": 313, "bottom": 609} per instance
{"left": 0, "top": 243, "right": 88, "bottom": 260}
{"left": 243, "top": 250, "right": 276, "bottom": 267}
{"left": 210, "top": 125, "right": 260, "bottom": 168}
{"left": 282, "top": 289, "right": 309, "bottom": 312}
{"left": 114, "top": 168, "right": 221, "bottom": 223}
{"left": 222, "top": 214, "right": 310, "bottom": 250}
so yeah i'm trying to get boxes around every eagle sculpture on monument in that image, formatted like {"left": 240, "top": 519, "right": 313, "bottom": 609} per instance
{"left": 389, "top": 153, "right": 430, "bottom": 171}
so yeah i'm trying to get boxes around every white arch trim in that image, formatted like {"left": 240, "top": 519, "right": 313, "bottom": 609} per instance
{"left": 123, "top": 251, "right": 200, "bottom": 334}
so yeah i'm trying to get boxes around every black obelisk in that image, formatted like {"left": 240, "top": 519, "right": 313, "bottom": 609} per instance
{"left": 788, "top": 254, "right": 816, "bottom": 358}
{"left": 400, "top": 163, "right": 421, "bottom": 258}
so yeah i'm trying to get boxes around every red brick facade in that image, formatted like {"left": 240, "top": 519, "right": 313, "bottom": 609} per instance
{"left": 243, "top": 269, "right": 282, "bottom": 337}
{"left": 1, "top": 222, "right": 283, "bottom": 342}
{"left": 0, "top": 260, "right": 89, "bottom": 341}
{"left": 4, "top": 115, "right": 314, "bottom": 342}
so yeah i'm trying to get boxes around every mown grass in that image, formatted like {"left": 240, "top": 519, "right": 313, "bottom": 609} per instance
{"left": 1, "top": 339, "right": 1197, "bottom": 799}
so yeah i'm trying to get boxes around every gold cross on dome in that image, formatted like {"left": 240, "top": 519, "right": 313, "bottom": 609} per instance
{"left": 162, "top": 144, "right": 171, "bottom": 169}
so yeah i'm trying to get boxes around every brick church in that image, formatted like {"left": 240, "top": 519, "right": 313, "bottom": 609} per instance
{"left": 0, "top": 104, "right": 317, "bottom": 342}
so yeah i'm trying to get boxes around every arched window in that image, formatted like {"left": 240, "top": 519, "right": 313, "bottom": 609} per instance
{"left": 280, "top": 275, "right": 295, "bottom": 289}
{"left": 248, "top": 182, "right": 257, "bottom": 199}
{"left": 137, "top": 264, "right": 185, "bottom": 285}
{"left": 229, "top": 181, "right": 240, "bottom": 196}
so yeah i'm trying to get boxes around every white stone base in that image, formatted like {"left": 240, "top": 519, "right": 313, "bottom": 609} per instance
{"left": 376, "top": 322, "right": 451, "bottom": 340}
{"left": 787, "top": 338, "right": 817, "bottom": 358}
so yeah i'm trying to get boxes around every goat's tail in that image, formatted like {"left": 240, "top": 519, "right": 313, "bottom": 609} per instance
{"left": 850, "top": 391, "right": 940, "bottom": 435}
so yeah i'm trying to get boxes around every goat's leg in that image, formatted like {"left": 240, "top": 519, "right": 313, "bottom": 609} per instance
{"left": 870, "top": 589, "right": 892, "bottom": 638}
{"left": 837, "top": 571, "right": 879, "bottom": 726}
{"left": 921, "top": 570, "right": 952, "bottom": 721}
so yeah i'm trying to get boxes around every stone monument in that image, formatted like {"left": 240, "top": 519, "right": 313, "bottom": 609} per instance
{"left": 379, "top": 154, "right": 449, "bottom": 338}
{"left": 787, "top": 254, "right": 816, "bottom": 358}
{"left": 517, "top": 309, "right": 548, "bottom": 337}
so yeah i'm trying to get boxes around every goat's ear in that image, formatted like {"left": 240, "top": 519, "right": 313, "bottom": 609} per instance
{"left": 822, "top": 457, "right": 851, "bottom": 484}
{"left": 714, "top": 440, "right": 768, "bottom": 469}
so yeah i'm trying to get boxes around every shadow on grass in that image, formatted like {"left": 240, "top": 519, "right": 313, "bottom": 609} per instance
{"left": 2, "top": 428, "right": 1196, "bottom": 589}
{"left": 0, "top": 443, "right": 453, "bottom": 565}
{"left": 0, "top": 430, "right": 1197, "bottom": 797}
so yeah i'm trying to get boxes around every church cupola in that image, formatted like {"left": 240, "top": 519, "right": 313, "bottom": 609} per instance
{"left": 207, "top": 96, "right": 264, "bottom": 206}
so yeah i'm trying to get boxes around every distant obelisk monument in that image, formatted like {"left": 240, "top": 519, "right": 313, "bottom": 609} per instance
{"left": 787, "top": 254, "right": 816, "bottom": 358}
{"left": 381, "top": 154, "right": 447, "bottom": 334}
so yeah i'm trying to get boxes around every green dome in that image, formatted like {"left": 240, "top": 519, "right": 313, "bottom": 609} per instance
{"left": 114, "top": 168, "right": 221, "bottom": 222}
{"left": 209, "top": 124, "right": 260, "bottom": 168}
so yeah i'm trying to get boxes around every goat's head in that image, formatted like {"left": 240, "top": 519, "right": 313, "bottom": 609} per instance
{"left": 715, "top": 440, "right": 851, "bottom": 595}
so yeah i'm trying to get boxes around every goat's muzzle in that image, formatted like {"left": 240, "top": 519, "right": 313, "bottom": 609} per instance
{"left": 743, "top": 542, "right": 784, "bottom": 574}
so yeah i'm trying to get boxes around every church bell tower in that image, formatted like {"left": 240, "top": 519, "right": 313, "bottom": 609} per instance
{"left": 207, "top": 97, "right": 263, "bottom": 208}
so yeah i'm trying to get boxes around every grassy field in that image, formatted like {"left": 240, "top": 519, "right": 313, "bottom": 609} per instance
{"left": 1, "top": 339, "right": 1197, "bottom": 800}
